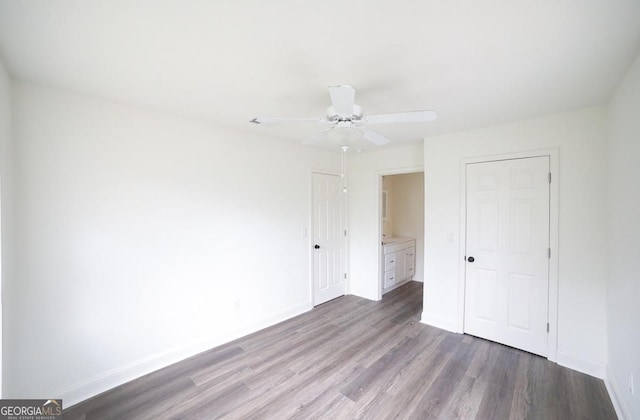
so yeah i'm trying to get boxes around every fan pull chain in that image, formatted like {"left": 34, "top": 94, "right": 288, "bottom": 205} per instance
{"left": 341, "top": 145, "right": 349, "bottom": 193}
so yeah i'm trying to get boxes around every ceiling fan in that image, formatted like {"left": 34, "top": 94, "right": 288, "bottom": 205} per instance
{"left": 250, "top": 85, "right": 437, "bottom": 146}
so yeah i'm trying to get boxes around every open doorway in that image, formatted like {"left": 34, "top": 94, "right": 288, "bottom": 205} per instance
{"left": 380, "top": 172, "right": 424, "bottom": 296}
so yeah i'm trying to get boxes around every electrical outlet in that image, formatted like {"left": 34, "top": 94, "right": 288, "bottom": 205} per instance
{"left": 630, "top": 374, "right": 635, "bottom": 395}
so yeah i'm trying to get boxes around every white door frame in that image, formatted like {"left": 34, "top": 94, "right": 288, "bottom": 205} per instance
{"left": 309, "top": 170, "right": 348, "bottom": 306}
{"left": 377, "top": 166, "right": 424, "bottom": 300}
{"left": 458, "top": 149, "right": 559, "bottom": 361}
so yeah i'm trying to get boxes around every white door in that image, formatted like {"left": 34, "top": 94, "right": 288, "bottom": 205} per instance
{"left": 312, "top": 173, "right": 346, "bottom": 305}
{"left": 464, "top": 157, "right": 550, "bottom": 356}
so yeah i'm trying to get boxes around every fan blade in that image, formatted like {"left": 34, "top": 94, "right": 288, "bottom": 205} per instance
{"left": 303, "top": 128, "right": 334, "bottom": 145}
{"left": 359, "top": 126, "right": 391, "bottom": 146}
{"left": 250, "top": 117, "right": 326, "bottom": 125}
{"left": 363, "top": 110, "right": 437, "bottom": 124}
{"left": 328, "top": 85, "right": 355, "bottom": 118}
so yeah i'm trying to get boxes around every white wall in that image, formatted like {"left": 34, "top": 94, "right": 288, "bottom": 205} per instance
{"left": 348, "top": 144, "right": 423, "bottom": 300}
{"left": 386, "top": 173, "right": 425, "bottom": 282}
{"left": 4, "top": 81, "right": 340, "bottom": 405}
{"left": 606, "top": 52, "right": 640, "bottom": 420}
{"left": 0, "top": 59, "right": 12, "bottom": 397}
{"left": 422, "top": 107, "right": 609, "bottom": 377}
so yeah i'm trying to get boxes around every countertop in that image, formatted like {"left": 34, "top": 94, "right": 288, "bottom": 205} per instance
{"left": 382, "top": 236, "right": 414, "bottom": 245}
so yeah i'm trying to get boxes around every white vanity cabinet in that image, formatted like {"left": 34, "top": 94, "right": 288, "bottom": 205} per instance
{"left": 382, "top": 238, "right": 416, "bottom": 293}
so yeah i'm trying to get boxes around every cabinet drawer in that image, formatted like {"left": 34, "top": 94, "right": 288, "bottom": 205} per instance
{"left": 384, "top": 253, "right": 397, "bottom": 271}
{"left": 404, "top": 246, "right": 416, "bottom": 279}
{"left": 405, "top": 247, "right": 416, "bottom": 259}
{"left": 384, "top": 270, "right": 396, "bottom": 289}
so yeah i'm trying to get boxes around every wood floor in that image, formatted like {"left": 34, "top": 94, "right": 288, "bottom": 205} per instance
{"left": 64, "top": 281, "right": 616, "bottom": 419}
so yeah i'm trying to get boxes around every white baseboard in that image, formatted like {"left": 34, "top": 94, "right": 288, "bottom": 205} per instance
{"left": 420, "top": 312, "right": 459, "bottom": 333}
{"left": 556, "top": 351, "right": 606, "bottom": 379}
{"left": 60, "top": 302, "right": 313, "bottom": 408}
{"left": 605, "top": 365, "right": 632, "bottom": 420}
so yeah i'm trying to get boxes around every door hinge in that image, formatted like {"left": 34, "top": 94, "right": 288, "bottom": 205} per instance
{"left": 344, "top": 229, "right": 347, "bottom": 237}
{"left": 547, "top": 322, "right": 550, "bottom": 333}
{"left": 548, "top": 248, "right": 551, "bottom": 258}
{"left": 344, "top": 273, "right": 347, "bottom": 279}
{"left": 548, "top": 172, "right": 552, "bottom": 183}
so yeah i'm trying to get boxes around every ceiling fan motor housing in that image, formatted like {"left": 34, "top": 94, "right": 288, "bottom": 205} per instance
{"left": 326, "top": 104, "right": 363, "bottom": 122}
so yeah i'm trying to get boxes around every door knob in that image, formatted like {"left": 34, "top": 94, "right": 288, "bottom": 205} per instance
{"left": 467, "top": 256, "right": 475, "bottom": 262}
{"left": 314, "top": 244, "right": 320, "bottom": 249}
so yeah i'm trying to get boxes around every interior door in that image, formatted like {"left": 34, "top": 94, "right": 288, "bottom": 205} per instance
{"left": 312, "top": 173, "right": 346, "bottom": 305}
{"left": 464, "top": 156, "right": 550, "bottom": 356}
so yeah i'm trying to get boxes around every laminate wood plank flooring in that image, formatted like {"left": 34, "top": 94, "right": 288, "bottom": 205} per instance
{"left": 64, "top": 281, "right": 617, "bottom": 419}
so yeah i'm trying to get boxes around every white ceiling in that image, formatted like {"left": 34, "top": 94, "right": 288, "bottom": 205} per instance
{"left": 1, "top": 0, "right": 639, "bottom": 151}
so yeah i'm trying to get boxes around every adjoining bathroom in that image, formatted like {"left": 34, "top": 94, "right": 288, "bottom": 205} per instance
{"left": 381, "top": 172, "right": 425, "bottom": 295}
